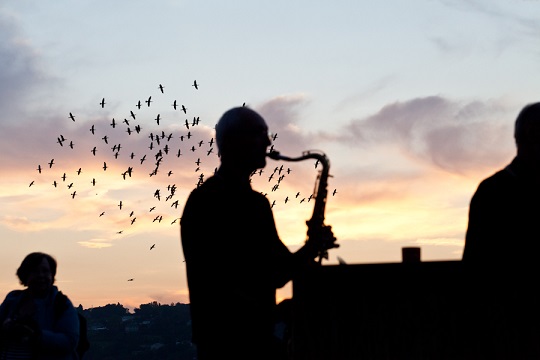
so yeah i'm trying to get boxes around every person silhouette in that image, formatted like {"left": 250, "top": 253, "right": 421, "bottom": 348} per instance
{"left": 180, "top": 106, "right": 337, "bottom": 360}
{"left": 0, "top": 252, "right": 80, "bottom": 359}
{"left": 462, "top": 102, "right": 540, "bottom": 358}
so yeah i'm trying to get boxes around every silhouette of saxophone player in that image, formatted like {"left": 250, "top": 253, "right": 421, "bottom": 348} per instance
{"left": 180, "top": 106, "right": 337, "bottom": 360}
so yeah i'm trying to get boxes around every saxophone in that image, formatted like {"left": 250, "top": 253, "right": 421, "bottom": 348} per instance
{"left": 267, "top": 150, "right": 338, "bottom": 263}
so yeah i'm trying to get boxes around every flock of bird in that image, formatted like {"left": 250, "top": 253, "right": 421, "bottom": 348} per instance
{"left": 28, "top": 80, "right": 336, "bottom": 279}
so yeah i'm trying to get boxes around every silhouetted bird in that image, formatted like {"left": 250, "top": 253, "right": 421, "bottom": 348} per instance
{"left": 100, "top": 98, "right": 106, "bottom": 108}
{"left": 192, "top": 80, "right": 198, "bottom": 89}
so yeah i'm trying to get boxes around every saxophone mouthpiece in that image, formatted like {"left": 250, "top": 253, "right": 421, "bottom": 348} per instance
{"left": 266, "top": 150, "right": 281, "bottom": 160}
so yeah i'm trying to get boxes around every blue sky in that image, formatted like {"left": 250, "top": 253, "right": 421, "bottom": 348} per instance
{"left": 1, "top": 0, "right": 539, "bottom": 310}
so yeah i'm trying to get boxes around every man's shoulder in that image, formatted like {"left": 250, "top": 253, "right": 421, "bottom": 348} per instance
{"left": 0, "top": 290, "right": 25, "bottom": 313}
{"left": 473, "top": 163, "right": 519, "bottom": 202}
{"left": 2, "top": 289, "right": 25, "bottom": 302}
{"left": 478, "top": 165, "right": 515, "bottom": 188}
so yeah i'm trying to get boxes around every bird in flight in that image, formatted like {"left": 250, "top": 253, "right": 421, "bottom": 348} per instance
{"left": 192, "top": 80, "right": 198, "bottom": 89}
{"left": 146, "top": 96, "right": 152, "bottom": 107}
{"left": 110, "top": 118, "right": 116, "bottom": 128}
{"left": 90, "top": 124, "right": 95, "bottom": 134}
{"left": 172, "top": 100, "right": 177, "bottom": 110}
{"left": 48, "top": 159, "right": 54, "bottom": 168}
{"left": 150, "top": 244, "right": 155, "bottom": 250}
{"left": 181, "top": 104, "right": 187, "bottom": 114}
{"left": 100, "top": 98, "right": 106, "bottom": 108}
{"left": 127, "top": 278, "right": 134, "bottom": 281}
{"left": 136, "top": 100, "right": 142, "bottom": 109}
{"left": 29, "top": 181, "right": 34, "bottom": 187}
{"left": 158, "top": 84, "right": 164, "bottom": 93}
{"left": 118, "top": 201, "right": 123, "bottom": 210}
{"left": 37, "top": 165, "right": 42, "bottom": 173}
{"left": 103, "top": 162, "right": 107, "bottom": 171}
{"left": 69, "top": 113, "right": 75, "bottom": 121}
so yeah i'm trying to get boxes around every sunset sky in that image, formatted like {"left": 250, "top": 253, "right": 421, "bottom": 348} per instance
{"left": 1, "top": 0, "right": 539, "bottom": 311}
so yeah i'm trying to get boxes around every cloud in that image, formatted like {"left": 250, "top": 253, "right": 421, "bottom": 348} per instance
{"left": 256, "top": 94, "right": 311, "bottom": 154}
{"left": 77, "top": 240, "right": 113, "bottom": 249}
{"left": 0, "top": 11, "right": 57, "bottom": 123}
{"left": 0, "top": 215, "right": 32, "bottom": 229}
{"left": 337, "top": 96, "right": 515, "bottom": 174}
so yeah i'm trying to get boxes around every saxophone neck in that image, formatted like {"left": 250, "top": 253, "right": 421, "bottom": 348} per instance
{"left": 266, "top": 149, "right": 330, "bottom": 167}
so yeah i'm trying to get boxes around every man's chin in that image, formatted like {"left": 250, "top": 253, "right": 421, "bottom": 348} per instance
{"left": 257, "top": 159, "right": 267, "bottom": 169}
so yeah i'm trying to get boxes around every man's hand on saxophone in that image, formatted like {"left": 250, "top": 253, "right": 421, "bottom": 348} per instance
{"left": 306, "top": 224, "right": 339, "bottom": 262}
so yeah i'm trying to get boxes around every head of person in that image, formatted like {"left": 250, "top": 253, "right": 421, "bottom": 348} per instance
{"left": 514, "top": 102, "right": 540, "bottom": 166}
{"left": 215, "top": 107, "right": 272, "bottom": 174}
{"left": 16, "top": 252, "right": 56, "bottom": 296}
